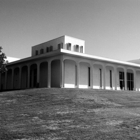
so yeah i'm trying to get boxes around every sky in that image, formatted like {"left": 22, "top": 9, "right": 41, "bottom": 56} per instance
{"left": 1, "top": 0, "right": 140, "bottom": 61}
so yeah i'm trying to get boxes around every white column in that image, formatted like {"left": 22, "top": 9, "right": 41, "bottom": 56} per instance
{"left": 37, "top": 63, "right": 40, "bottom": 87}
{"left": 90, "top": 63, "right": 93, "bottom": 88}
{"left": 103, "top": 65, "right": 106, "bottom": 89}
{"left": 5, "top": 71, "right": 7, "bottom": 90}
{"left": 48, "top": 61, "right": 51, "bottom": 88}
{"left": 27, "top": 65, "right": 30, "bottom": 88}
{"left": 124, "top": 69, "right": 127, "bottom": 90}
{"left": 76, "top": 62, "right": 80, "bottom": 88}
{"left": 19, "top": 67, "right": 22, "bottom": 89}
{"left": 60, "top": 58, "right": 64, "bottom": 88}
{"left": 114, "top": 66, "right": 117, "bottom": 90}
{"left": 134, "top": 70, "right": 136, "bottom": 91}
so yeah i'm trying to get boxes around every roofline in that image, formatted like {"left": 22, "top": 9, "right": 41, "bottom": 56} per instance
{"left": 60, "top": 49, "right": 140, "bottom": 68}
{"left": 7, "top": 48, "right": 140, "bottom": 68}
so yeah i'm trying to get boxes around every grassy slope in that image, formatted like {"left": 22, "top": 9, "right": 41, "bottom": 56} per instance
{"left": 1, "top": 88, "right": 140, "bottom": 140}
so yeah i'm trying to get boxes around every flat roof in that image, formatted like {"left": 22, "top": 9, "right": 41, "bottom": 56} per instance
{"left": 7, "top": 49, "right": 140, "bottom": 68}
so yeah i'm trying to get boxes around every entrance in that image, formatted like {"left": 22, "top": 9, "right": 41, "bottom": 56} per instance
{"left": 127, "top": 72, "right": 134, "bottom": 90}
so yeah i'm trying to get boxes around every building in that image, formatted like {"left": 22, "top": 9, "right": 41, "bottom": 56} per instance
{"left": 1, "top": 35, "right": 140, "bottom": 91}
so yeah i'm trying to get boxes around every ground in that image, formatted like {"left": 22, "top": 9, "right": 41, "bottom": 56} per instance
{"left": 1, "top": 88, "right": 140, "bottom": 139}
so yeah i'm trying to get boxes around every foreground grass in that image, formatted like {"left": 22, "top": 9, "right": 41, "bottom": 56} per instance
{"left": 1, "top": 88, "right": 140, "bottom": 139}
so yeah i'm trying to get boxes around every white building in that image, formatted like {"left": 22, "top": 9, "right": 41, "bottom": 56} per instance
{"left": 1, "top": 35, "right": 140, "bottom": 91}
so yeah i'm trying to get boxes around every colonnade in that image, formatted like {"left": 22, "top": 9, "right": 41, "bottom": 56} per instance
{"left": 0, "top": 55, "right": 140, "bottom": 91}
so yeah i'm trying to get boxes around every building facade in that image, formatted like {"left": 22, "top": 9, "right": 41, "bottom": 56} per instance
{"left": 1, "top": 35, "right": 140, "bottom": 91}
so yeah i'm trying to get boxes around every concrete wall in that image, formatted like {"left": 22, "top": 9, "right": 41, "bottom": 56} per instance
{"left": 93, "top": 64, "right": 103, "bottom": 89}
{"left": 105, "top": 66, "right": 115, "bottom": 90}
{"left": 64, "top": 36, "right": 85, "bottom": 53}
{"left": 51, "top": 60, "right": 60, "bottom": 87}
{"left": 32, "top": 36, "right": 65, "bottom": 56}
{"left": 79, "top": 62, "right": 89, "bottom": 88}
{"left": 64, "top": 60, "right": 76, "bottom": 88}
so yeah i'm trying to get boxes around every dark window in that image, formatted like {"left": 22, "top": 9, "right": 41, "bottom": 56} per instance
{"left": 75, "top": 45, "right": 79, "bottom": 52}
{"left": 58, "top": 43, "right": 63, "bottom": 49}
{"left": 35, "top": 50, "right": 38, "bottom": 55}
{"left": 40, "top": 49, "right": 44, "bottom": 54}
{"left": 80, "top": 46, "right": 83, "bottom": 53}
{"left": 119, "top": 71, "right": 125, "bottom": 90}
{"left": 99, "top": 69, "right": 102, "bottom": 88}
{"left": 88, "top": 67, "right": 90, "bottom": 87}
{"left": 50, "top": 46, "right": 53, "bottom": 51}
{"left": 67, "top": 43, "right": 71, "bottom": 50}
{"left": 46, "top": 47, "right": 49, "bottom": 52}
{"left": 110, "top": 70, "right": 112, "bottom": 88}
{"left": 127, "top": 72, "right": 134, "bottom": 90}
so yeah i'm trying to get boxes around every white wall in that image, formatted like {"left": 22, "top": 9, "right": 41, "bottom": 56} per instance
{"left": 64, "top": 60, "right": 76, "bottom": 88}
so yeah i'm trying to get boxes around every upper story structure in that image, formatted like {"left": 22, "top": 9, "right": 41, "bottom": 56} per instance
{"left": 32, "top": 35, "right": 85, "bottom": 56}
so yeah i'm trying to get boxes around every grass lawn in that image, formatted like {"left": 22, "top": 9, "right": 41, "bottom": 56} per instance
{"left": 1, "top": 88, "right": 140, "bottom": 140}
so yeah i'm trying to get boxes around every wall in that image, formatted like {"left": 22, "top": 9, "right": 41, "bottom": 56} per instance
{"left": 64, "top": 60, "right": 76, "bottom": 88}
{"left": 79, "top": 62, "right": 89, "bottom": 88}
{"left": 51, "top": 60, "right": 60, "bottom": 87}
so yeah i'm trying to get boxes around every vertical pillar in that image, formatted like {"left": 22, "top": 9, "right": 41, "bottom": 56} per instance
{"left": 76, "top": 62, "right": 80, "bottom": 88}
{"left": 11, "top": 68, "right": 14, "bottom": 89}
{"left": 4, "top": 71, "right": 7, "bottom": 90}
{"left": 27, "top": 64, "right": 30, "bottom": 88}
{"left": 90, "top": 63, "right": 93, "bottom": 88}
{"left": 19, "top": 67, "right": 22, "bottom": 89}
{"left": 48, "top": 61, "right": 51, "bottom": 88}
{"left": 103, "top": 65, "right": 106, "bottom": 89}
{"left": 37, "top": 63, "right": 40, "bottom": 87}
{"left": 114, "top": 66, "right": 117, "bottom": 90}
{"left": 134, "top": 70, "right": 136, "bottom": 91}
{"left": 124, "top": 69, "right": 127, "bottom": 90}
{"left": 60, "top": 57, "right": 64, "bottom": 88}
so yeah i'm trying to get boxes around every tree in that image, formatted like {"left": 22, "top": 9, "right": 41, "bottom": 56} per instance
{"left": 0, "top": 46, "right": 8, "bottom": 73}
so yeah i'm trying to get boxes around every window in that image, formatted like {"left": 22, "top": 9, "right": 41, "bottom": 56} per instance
{"left": 80, "top": 46, "right": 83, "bottom": 53}
{"left": 46, "top": 47, "right": 49, "bottom": 53}
{"left": 58, "top": 43, "right": 63, "bottom": 49}
{"left": 99, "top": 69, "right": 102, "bottom": 88}
{"left": 40, "top": 49, "right": 44, "bottom": 54}
{"left": 88, "top": 67, "right": 90, "bottom": 87}
{"left": 67, "top": 43, "right": 71, "bottom": 50}
{"left": 127, "top": 72, "right": 134, "bottom": 90}
{"left": 119, "top": 71, "right": 125, "bottom": 90}
{"left": 110, "top": 70, "right": 112, "bottom": 88}
{"left": 35, "top": 50, "right": 38, "bottom": 55}
{"left": 75, "top": 45, "right": 79, "bottom": 52}
{"left": 50, "top": 46, "right": 53, "bottom": 51}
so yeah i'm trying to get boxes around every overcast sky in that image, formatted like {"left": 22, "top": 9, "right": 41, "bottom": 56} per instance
{"left": 1, "top": 0, "right": 140, "bottom": 61}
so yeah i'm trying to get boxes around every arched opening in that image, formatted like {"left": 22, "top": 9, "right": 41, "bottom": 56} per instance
{"left": 7, "top": 69, "right": 12, "bottom": 90}
{"left": 51, "top": 60, "right": 60, "bottom": 87}
{"left": 93, "top": 64, "right": 103, "bottom": 89}
{"left": 127, "top": 69, "right": 134, "bottom": 91}
{"left": 13, "top": 67, "right": 20, "bottom": 89}
{"left": 40, "top": 62, "right": 48, "bottom": 87}
{"left": 106, "top": 66, "right": 114, "bottom": 90}
{"left": 21, "top": 66, "right": 28, "bottom": 89}
{"left": 30, "top": 64, "right": 37, "bottom": 88}
{"left": 64, "top": 59, "right": 76, "bottom": 88}
{"left": 79, "top": 62, "right": 90, "bottom": 88}
{"left": 117, "top": 67, "right": 125, "bottom": 90}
